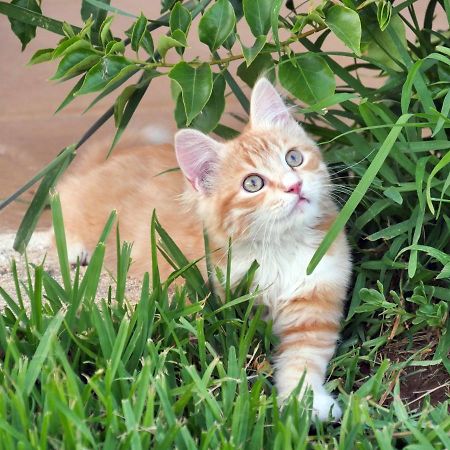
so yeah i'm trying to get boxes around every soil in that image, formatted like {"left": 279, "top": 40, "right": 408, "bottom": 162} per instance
{"left": 0, "top": 231, "right": 144, "bottom": 311}
{"left": 379, "top": 330, "right": 450, "bottom": 409}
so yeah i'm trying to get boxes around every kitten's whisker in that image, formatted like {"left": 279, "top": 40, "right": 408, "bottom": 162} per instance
{"left": 324, "top": 183, "right": 384, "bottom": 199}
{"left": 329, "top": 147, "right": 379, "bottom": 176}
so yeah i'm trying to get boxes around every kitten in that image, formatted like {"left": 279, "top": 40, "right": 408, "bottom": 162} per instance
{"left": 56, "top": 78, "right": 352, "bottom": 420}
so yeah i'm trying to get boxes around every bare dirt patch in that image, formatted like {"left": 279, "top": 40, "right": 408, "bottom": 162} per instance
{"left": 380, "top": 331, "right": 450, "bottom": 409}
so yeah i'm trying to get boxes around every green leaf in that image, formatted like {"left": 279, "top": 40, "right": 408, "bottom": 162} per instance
{"left": 161, "top": 0, "right": 177, "bottom": 13}
{"left": 175, "top": 73, "right": 226, "bottom": 133}
{"left": 109, "top": 73, "right": 154, "bottom": 154}
{"left": 0, "top": 2, "right": 82, "bottom": 37}
{"left": 8, "top": 0, "right": 41, "bottom": 50}
{"left": 364, "top": 14, "right": 407, "bottom": 72}
{"left": 383, "top": 186, "right": 403, "bottom": 205}
{"left": 131, "top": 13, "right": 148, "bottom": 52}
{"left": 62, "top": 20, "right": 76, "bottom": 38}
{"left": 307, "top": 114, "right": 412, "bottom": 274}
{"left": 83, "top": 65, "right": 138, "bottom": 113}
{"left": 114, "top": 84, "right": 137, "bottom": 126}
{"left": 237, "top": 52, "right": 275, "bottom": 87}
{"left": 99, "top": 15, "right": 114, "bottom": 46}
{"left": 325, "top": 5, "right": 361, "bottom": 56}
{"left": 125, "top": 21, "right": 154, "bottom": 56}
{"left": 76, "top": 56, "right": 132, "bottom": 95}
{"left": 223, "top": 30, "right": 236, "bottom": 50}
{"left": 278, "top": 54, "right": 335, "bottom": 105}
{"left": 81, "top": 0, "right": 111, "bottom": 35}
{"left": 437, "top": 262, "right": 450, "bottom": 280}
{"left": 377, "top": 0, "right": 392, "bottom": 31}
{"left": 157, "top": 31, "right": 186, "bottom": 59}
{"left": 28, "top": 48, "right": 54, "bottom": 65}
{"left": 105, "top": 40, "right": 125, "bottom": 55}
{"left": 243, "top": 0, "right": 271, "bottom": 37}
{"left": 170, "top": 2, "right": 192, "bottom": 35}
{"left": 238, "top": 35, "right": 266, "bottom": 67}
{"left": 51, "top": 49, "right": 100, "bottom": 80}
{"left": 271, "top": 0, "right": 283, "bottom": 49}
{"left": 198, "top": 0, "right": 236, "bottom": 51}
{"left": 169, "top": 62, "right": 213, "bottom": 125}
{"left": 140, "top": 30, "right": 154, "bottom": 56}
{"left": 52, "top": 36, "right": 88, "bottom": 58}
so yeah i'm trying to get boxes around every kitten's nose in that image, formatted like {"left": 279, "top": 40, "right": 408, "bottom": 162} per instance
{"left": 285, "top": 181, "right": 301, "bottom": 195}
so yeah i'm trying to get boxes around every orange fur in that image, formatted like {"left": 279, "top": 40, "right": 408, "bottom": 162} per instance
{"left": 57, "top": 144, "right": 204, "bottom": 278}
{"left": 55, "top": 79, "right": 351, "bottom": 420}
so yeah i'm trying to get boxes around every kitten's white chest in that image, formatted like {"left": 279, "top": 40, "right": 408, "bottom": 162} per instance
{"left": 229, "top": 232, "right": 350, "bottom": 310}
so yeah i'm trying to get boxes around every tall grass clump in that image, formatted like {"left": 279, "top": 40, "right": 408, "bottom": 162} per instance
{"left": 0, "top": 0, "right": 449, "bottom": 447}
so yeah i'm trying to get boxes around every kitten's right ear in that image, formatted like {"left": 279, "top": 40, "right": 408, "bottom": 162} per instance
{"left": 175, "top": 129, "right": 221, "bottom": 192}
{"left": 250, "top": 78, "right": 297, "bottom": 129}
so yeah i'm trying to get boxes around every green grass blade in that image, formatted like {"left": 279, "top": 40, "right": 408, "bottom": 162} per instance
{"left": 49, "top": 190, "right": 72, "bottom": 295}
{"left": 24, "top": 309, "right": 65, "bottom": 396}
{"left": 426, "top": 150, "right": 450, "bottom": 214}
{"left": 307, "top": 114, "right": 412, "bottom": 274}
{"left": 0, "top": 144, "right": 75, "bottom": 212}
{"left": 13, "top": 146, "right": 75, "bottom": 253}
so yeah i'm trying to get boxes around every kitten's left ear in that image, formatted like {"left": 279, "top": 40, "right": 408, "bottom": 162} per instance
{"left": 175, "top": 129, "right": 221, "bottom": 192}
{"left": 250, "top": 78, "right": 297, "bottom": 129}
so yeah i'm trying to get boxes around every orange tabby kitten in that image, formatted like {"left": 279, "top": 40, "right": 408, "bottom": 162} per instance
{"left": 56, "top": 79, "right": 351, "bottom": 420}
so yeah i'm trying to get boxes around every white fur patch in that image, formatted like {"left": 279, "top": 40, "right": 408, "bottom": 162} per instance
{"left": 67, "top": 242, "right": 90, "bottom": 266}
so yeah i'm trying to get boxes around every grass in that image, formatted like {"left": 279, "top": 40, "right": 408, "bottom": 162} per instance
{"left": 0, "top": 1, "right": 449, "bottom": 447}
{"left": 0, "top": 190, "right": 448, "bottom": 449}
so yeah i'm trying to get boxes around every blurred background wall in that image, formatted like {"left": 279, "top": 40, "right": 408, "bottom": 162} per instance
{"left": 0, "top": 1, "right": 445, "bottom": 231}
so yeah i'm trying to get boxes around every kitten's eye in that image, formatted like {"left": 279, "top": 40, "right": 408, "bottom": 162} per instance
{"left": 243, "top": 174, "right": 264, "bottom": 193}
{"left": 285, "top": 149, "right": 303, "bottom": 167}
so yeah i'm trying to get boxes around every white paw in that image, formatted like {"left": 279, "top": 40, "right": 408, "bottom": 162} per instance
{"left": 312, "top": 393, "right": 342, "bottom": 421}
{"left": 67, "top": 242, "right": 90, "bottom": 266}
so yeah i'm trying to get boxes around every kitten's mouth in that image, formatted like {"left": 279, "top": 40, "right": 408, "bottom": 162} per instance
{"left": 286, "top": 195, "right": 310, "bottom": 217}
{"left": 295, "top": 195, "right": 309, "bottom": 208}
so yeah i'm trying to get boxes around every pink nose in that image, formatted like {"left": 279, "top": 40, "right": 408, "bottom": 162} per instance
{"left": 285, "top": 181, "right": 301, "bottom": 195}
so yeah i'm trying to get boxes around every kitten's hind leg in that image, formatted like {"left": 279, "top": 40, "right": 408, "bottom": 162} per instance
{"left": 50, "top": 228, "right": 91, "bottom": 266}
{"left": 272, "top": 288, "right": 344, "bottom": 421}
{"left": 67, "top": 241, "right": 91, "bottom": 266}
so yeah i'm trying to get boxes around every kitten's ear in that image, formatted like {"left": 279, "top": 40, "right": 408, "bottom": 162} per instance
{"left": 250, "top": 78, "right": 296, "bottom": 129}
{"left": 175, "top": 129, "right": 221, "bottom": 192}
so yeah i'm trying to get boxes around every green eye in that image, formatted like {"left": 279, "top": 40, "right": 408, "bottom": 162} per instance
{"left": 286, "top": 149, "right": 303, "bottom": 167}
{"left": 243, "top": 174, "right": 264, "bottom": 192}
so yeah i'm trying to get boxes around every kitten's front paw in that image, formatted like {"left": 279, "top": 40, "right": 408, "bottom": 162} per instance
{"left": 312, "top": 393, "right": 342, "bottom": 421}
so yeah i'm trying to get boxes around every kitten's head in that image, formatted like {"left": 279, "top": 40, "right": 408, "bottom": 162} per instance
{"left": 175, "top": 78, "right": 331, "bottom": 241}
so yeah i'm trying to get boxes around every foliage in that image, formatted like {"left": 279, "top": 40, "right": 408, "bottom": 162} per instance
{"left": 0, "top": 0, "right": 449, "bottom": 447}
{"left": 0, "top": 196, "right": 449, "bottom": 448}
